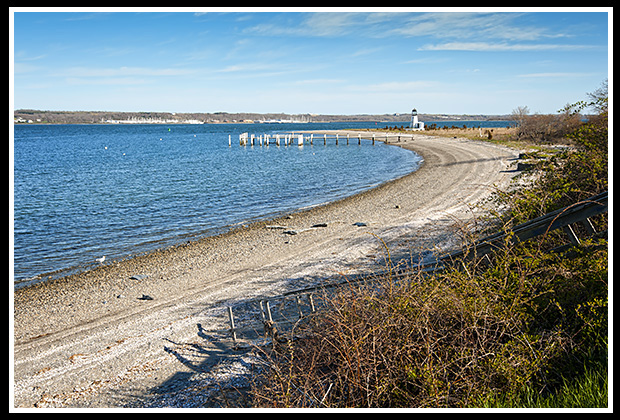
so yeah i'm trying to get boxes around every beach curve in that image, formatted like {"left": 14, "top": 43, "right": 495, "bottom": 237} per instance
{"left": 13, "top": 133, "right": 520, "bottom": 407}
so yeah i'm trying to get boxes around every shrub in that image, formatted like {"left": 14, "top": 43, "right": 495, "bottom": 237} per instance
{"left": 250, "top": 238, "right": 607, "bottom": 408}
{"left": 248, "top": 85, "right": 608, "bottom": 408}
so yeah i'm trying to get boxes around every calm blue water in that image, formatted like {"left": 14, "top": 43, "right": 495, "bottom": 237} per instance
{"left": 13, "top": 121, "right": 428, "bottom": 287}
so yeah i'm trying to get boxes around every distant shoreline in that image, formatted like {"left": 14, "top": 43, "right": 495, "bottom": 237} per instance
{"left": 13, "top": 109, "right": 513, "bottom": 125}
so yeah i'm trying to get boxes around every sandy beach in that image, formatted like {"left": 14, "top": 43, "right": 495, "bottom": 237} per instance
{"left": 13, "top": 132, "right": 520, "bottom": 408}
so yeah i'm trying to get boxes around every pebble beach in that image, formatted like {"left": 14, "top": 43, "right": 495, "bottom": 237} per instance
{"left": 13, "top": 132, "right": 520, "bottom": 408}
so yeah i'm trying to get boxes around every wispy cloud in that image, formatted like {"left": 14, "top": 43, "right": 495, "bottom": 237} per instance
{"left": 517, "top": 72, "right": 597, "bottom": 78}
{"left": 294, "top": 78, "right": 345, "bottom": 85}
{"left": 65, "top": 77, "right": 151, "bottom": 86}
{"left": 354, "top": 80, "right": 437, "bottom": 92}
{"left": 418, "top": 42, "right": 596, "bottom": 52}
{"left": 394, "top": 12, "right": 570, "bottom": 42}
{"left": 243, "top": 12, "right": 396, "bottom": 38}
{"left": 59, "top": 66, "right": 197, "bottom": 78}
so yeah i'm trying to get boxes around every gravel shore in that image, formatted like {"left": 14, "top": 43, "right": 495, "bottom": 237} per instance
{"left": 13, "top": 132, "right": 520, "bottom": 408}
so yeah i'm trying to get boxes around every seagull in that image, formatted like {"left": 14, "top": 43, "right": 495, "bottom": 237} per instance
{"left": 96, "top": 256, "right": 106, "bottom": 264}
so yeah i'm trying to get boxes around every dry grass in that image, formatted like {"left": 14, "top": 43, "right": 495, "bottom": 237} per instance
{"left": 247, "top": 232, "right": 607, "bottom": 408}
{"left": 420, "top": 126, "right": 517, "bottom": 142}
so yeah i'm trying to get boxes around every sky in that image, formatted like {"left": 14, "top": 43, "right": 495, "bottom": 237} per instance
{"left": 10, "top": 8, "right": 611, "bottom": 116}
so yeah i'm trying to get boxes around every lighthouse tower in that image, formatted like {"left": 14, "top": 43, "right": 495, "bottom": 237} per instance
{"left": 410, "top": 108, "right": 425, "bottom": 130}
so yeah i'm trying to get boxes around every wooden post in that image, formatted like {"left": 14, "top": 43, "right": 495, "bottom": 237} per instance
{"left": 372, "top": 134, "right": 375, "bottom": 145}
{"left": 308, "top": 294, "right": 315, "bottom": 312}
{"left": 563, "top": 224, "right": 581, "bottom": 246}
{"left": 259, "top": 301, "right": 266, "bottom": 321}
{"left": 346, "top": 134, "right": 349, "bottom": 145}
{"left": 227, "top": 307, "right": 237, "bottom": 342}
{"left": 324, "top": 134, "right": 327, "bottom": 145}
{"left": 265, "top": 301, "right": 273, "bottom": 322}
{"left": 296, "top": 295, "right": 303, "bottom": 318}
{"left": 229, "top": 134, "right": 231, "bottom": 147}
{"left": 358, "top": 134, "right": 361, "bottom": 145}
{"left": 336, "top": 134, "right": 339, "bottom": 145}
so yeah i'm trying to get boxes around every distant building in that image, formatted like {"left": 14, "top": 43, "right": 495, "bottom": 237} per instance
{"left": 409, "top": 108, "right": 425, "bottom": 131}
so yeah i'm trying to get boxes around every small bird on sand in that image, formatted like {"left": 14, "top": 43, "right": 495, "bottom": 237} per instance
{"left": 96, "top": 256, "right": 106, "bottom": 264}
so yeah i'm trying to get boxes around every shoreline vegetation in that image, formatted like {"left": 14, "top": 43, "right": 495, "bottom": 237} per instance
{"left": 248, "top": 87, "right": 609, "bottom": 408}
{"left": 12, "top": 84, "right": 608, "bottom": 409}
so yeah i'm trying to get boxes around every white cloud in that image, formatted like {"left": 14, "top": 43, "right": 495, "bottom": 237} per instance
{"left": 418, "top": 42, "right": 595, "bottom": 52}
{"left": 517, "top": 72, "right": 597, "bottom": 78}
{"left": 60, "top": 66, "right": 196, "bottom": 78}
{"left": 294, "top": 78, "right": 345, "bottom": 85}
{"left": 354, "top": 80, "right": 437, "bottom": 92}
{"left": 65, "top": 77, "right": 151, "bottom": 86}
{"left": 394, "top": 12, "right": 569, "bottom": 42}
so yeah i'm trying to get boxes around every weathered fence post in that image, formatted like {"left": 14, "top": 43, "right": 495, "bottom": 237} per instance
{"left": 227, "top": 306, "right": 237, "bottom": 342}
{"left": 308, "top": 294, "right": 316, "bottom": 312}
{"left": 296, "top": 295, "right": 303, "bottom": 318}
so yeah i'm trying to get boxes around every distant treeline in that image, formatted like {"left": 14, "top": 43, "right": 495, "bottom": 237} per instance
{"left": 13, "top": 109, "right": 510, "bottom": 125}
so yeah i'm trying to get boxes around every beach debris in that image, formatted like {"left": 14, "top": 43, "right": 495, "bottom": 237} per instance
{"left": 138, "top": 294, "right": 154, "bottom": 301}
{"left": 284, "top": 228, "right": 313, "bottom": 235}
{"left": 280, "top": 222, "right": 329, "bottom": 235}
{"left": 265, "top": 225, "right": 289, "bottom": 230}
{"left": 353, "top": 222, "right": 368, "bottom": 227}
{"left": 130, "top": 274, "right": 148, "bottom": 281}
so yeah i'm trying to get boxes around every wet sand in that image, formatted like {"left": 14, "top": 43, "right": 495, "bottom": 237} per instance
{"left": 13, "top": 132, "right": 520, "bottom": 408}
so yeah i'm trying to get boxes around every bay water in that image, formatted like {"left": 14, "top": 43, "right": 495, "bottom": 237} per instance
{"left": 13, "top": 121, "right": 424, "bottom": 288}
{"left": 12, "top": 120, "right": 512, "bottom": 288}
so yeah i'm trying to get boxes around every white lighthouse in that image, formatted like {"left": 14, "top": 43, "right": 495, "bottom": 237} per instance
{"left": 410, "top": 108, "right": 425, "bottom": 131}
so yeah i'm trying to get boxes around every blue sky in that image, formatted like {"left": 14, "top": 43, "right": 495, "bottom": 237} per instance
{"left": 11, "top": 8, "right": 610, "bottom": 115}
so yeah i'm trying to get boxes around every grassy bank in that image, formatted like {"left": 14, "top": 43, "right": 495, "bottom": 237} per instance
{"left": 246, "top": 97, "right": 608, "bottom": 408}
